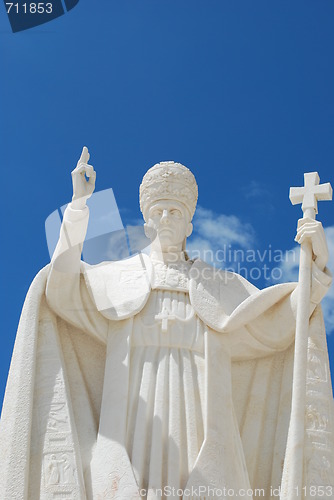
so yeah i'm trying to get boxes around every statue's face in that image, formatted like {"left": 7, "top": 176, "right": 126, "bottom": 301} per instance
{"left": 145, "top": 199, "right": 193, "bottom": 252}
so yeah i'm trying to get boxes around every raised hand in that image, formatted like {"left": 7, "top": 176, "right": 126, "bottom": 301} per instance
{"left": 71, "top": 146, "right": 96, "bottom": 209}
{"left": 295, "top": 217, "right": 329, "bottom": 271}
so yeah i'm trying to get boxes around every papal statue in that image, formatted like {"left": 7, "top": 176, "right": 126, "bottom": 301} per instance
{"left": 1, "top": 147, "right": 334, "bottom": 500}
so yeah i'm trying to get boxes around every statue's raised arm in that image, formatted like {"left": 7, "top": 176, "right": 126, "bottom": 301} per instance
{"left": 45, "top": 147, "right": 108, "bottom": 342}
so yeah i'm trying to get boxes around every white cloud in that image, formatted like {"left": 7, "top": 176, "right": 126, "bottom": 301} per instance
{"left": 277, "top": 227, "right": 334, "bottom": 335}
{"left": 187, "top": 205, "right": 256, "bottom": 265}
{"left": 194, "top": 206, "right": 255, "bottom": 247}
{"left": 277, "top": 245, "right": 300, "bottom": 283}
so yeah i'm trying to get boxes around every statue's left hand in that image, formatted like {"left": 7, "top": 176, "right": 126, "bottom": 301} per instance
{"left": 295, "top": 218, "right": 329, "bottom": 271}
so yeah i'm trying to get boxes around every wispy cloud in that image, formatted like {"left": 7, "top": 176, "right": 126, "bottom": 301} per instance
{"left": 240, "top": 180, "right": 275, "bottom": 212}
{"left": 242, "top": 180, "right": 269, "bottom": 200}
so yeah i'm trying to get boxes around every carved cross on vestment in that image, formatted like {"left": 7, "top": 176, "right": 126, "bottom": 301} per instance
{"left": 155, "top": 307, "right": 176, "bottom": 332}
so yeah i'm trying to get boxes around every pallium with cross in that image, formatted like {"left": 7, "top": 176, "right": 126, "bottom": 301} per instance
{"left": 155, "top": 307, "right": 176, "bottom": 332}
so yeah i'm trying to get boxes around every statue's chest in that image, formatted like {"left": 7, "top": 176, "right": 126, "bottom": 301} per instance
{"left": 151, "top": 261, "right": 190, "bottom": 292}
{"left": 132, "top": 284, "right": 204, "bottom": 353}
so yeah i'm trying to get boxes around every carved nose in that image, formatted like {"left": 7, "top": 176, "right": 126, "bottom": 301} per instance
{"left": 161, "top": 210, "right": 170, "bottom": 224}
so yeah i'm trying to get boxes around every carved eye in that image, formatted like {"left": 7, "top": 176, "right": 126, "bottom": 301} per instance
{"left": 171, "top": 209, "right": 182, "bottom": 217}
{"left": 151, "top": 208, "right": 162, "bottom": 217}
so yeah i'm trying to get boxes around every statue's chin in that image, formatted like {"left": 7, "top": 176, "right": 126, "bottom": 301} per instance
{"left": 152, "top": 242, "right": 180, "bottom": 254}
{"left": 155, "top": 234, "right": 174, "bottom": 248}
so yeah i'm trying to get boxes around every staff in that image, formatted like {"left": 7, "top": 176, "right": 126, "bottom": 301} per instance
{"left": 281, "top": 172, "right": 332, "bottom": 499}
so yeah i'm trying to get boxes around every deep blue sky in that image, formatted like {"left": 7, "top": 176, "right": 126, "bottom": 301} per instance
{"left": 1, "top": 0, "right": 334, "bottom": 406}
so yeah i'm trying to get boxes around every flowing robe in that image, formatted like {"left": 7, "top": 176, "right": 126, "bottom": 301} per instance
{"left": 1, "top": 204, "right": 334, "bottom": 500}
{"left": 46, "top": 253, "right": 287, "bottom": 500}
{"left": 128, "top": 288, "right": 206, "bottom": 495}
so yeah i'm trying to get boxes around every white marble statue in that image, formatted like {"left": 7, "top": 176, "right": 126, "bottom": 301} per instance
{"left": 1, "top": 148, "right": 334, "bottom": 500}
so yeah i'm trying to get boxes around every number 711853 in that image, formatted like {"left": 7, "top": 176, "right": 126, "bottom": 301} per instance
{"left": 6, "top": 3, "right": 53, "bottom": 14}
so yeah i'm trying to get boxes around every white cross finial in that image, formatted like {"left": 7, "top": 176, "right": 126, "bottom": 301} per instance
{"left": 289, "top": 172, "right": 332, "bottom": 218}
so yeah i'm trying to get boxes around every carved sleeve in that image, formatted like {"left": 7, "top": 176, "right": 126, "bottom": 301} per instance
{"left": 46, "top": 204, "right": 108, "bottom": 344}
{"left": 310, "top": 262, "right": 332, "bottom": 305}
{"left": 229, "top": 264, "right": 332, "bottom": 360}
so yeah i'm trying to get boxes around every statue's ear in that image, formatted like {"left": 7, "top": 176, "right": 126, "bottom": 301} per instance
{"left": 144, "top": 222, "right": 157, "bottom": 241}
{"left": 186, "top": 222, "right": 193, "bottom": 238}
{"left": 143, "top": 222, "right": 150, "bottom": 238}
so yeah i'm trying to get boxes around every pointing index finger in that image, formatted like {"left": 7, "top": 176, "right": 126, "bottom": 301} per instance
{"left": 78, "top": 146, "right": 90, "bottom": 165}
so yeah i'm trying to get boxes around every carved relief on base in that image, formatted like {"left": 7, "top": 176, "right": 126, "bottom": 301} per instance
{"left": 31, "top": 314, "right": 85, "bottom": 499}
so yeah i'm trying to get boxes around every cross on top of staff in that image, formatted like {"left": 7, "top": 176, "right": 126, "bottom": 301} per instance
{"left": 289, "top": 172, "right": 332, "bottom": 216}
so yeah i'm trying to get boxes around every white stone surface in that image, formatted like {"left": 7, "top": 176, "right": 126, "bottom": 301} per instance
{"left": 1, "top": 148, "right": 334, "bottom": 500}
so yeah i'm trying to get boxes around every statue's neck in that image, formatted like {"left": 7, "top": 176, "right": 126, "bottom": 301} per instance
{"left": 150, "top": 250, "right": 187, "bottom": 265}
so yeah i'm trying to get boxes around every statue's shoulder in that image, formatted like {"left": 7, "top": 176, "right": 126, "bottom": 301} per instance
{"left": 83, "top": 252, "right": 152, "bottom": 277}
{"left": 82, "top": 253, "right": 153, "bottom": 320}
{"left": 190, "top": 258, "right": 258, "bottom": 295}
{"left": 189, "top": 259, "right": 259, "bottom": 329}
